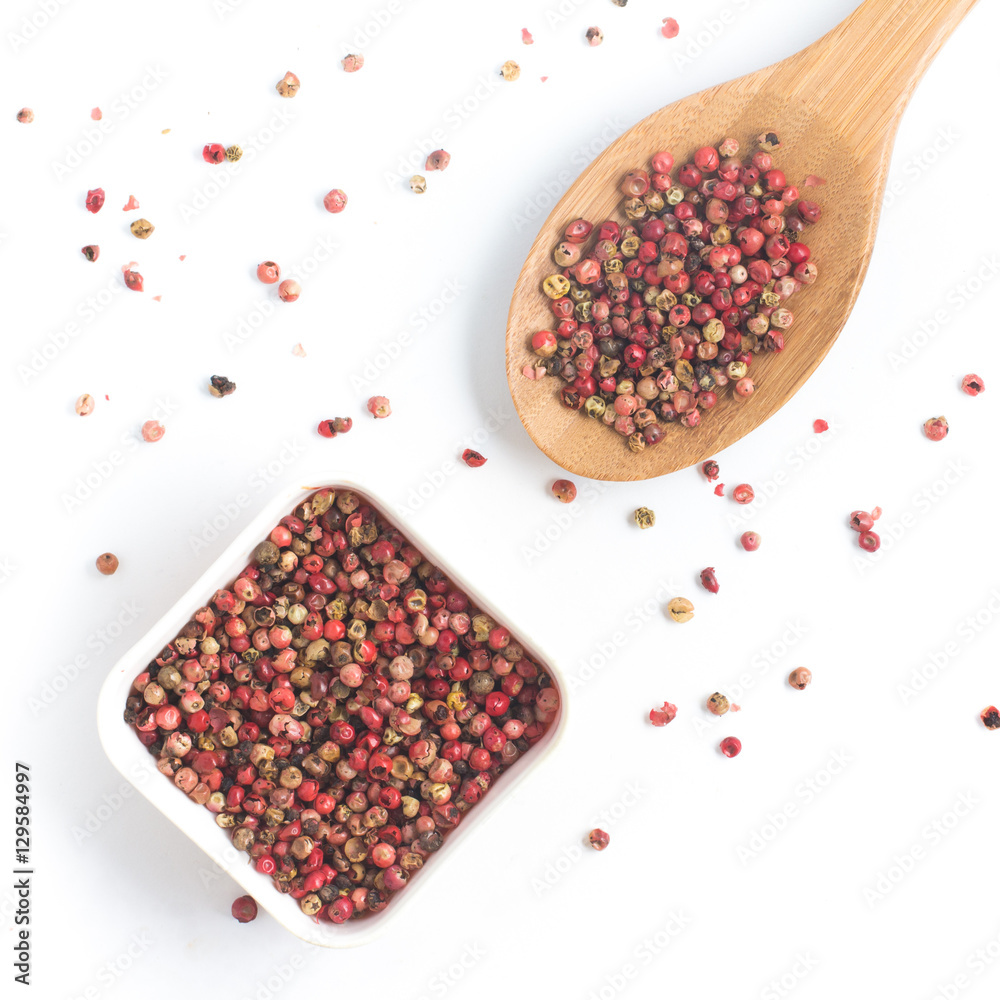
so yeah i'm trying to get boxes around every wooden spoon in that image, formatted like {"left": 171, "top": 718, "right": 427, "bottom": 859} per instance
{"left": 505, "top": 0, "right": 979, "bottom": 482}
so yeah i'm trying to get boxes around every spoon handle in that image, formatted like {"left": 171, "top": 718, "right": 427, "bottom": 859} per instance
{"left": 788, "top": 0, "right": 979, "bottom": 161}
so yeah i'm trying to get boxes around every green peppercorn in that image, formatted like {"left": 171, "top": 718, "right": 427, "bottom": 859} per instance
{"left": 628, "top": 433, "right": 645, "bottom": 453}
{"left": 620, "top": 234, "right": 641, "bottom": 257}
{"left": 666, "top": 186, "right": 685, "bottom": 206}
{"left": 634, "top": 507, "right": 655, "bottom": 529}
{"left": 585, "top": 395, "right": 606, "bottom": 419}
{"left": 667, "top": 597, "right": 695, "bottom": 623}
{"left": 225, "top": 144, "right": 243, "bottom": 162}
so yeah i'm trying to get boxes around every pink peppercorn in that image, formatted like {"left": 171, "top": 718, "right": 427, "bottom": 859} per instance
{"left": 278, "top": 279, "right": 301, "bottom": 302}
{"left": 961, "top": 375, "right": 985, "bottom": 397}
{"left": 740, "top": 531, "right": 760, "bottom": 551}
{"left": 588, "top": 828, "right": 610, "bottom": 850}
{"left": 367, "top": 396, "right": 392, "bottom": 418}
{"left": 461, "top": 449, "right": 486, "bottom": 467}
{"left": 700, "top": 567, "right": 719, "bottom": 594}
{"left": 323, "top": 189, "right": 348, "bottom": 213}
{"left": 850, "top": 510, "right": 874, "bottom": 532}
{"left": 733, "top": 484, "right": 755, "bottom": 505}
{"left": 813, "top": 419, "right": 829, "bottom": 433}
{"left": 341, "top": 54, "right": 364, "bottom": 72}
{"left": 719, "top": 736, "right": 742, "bottom": 758}
{"left": 552, "top": 479, "right": 577, "bottom": 503}
{"left": 425, "top": 150, "right": 451, "bottom": 171}
{"left": 661, "top": 18, "right": 679, "bottom": 38}
{"left": 202, "top": 144, "right": 226, "bottom": 164}
{"left": 141, "top": 420, "right": 165, "bottom": 443}
{"left": 85, "top": 188, "right": 105, "bottom": 214}
{"left": 858, "top": 531, "right": 881, "bottom": 553}
{"left": 923, "top": 416, "right": 949, "bottom": 441}
{"left": 649, "top": 701, "right": 677, "bottom": 726}
{"left": 257, "top": 261, "right": 280, "bottom": 283}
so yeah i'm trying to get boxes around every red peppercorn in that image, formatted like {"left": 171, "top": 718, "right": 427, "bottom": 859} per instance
{"left": 813, "top": 419, "right": 829, "bottom": 433}
{"left": 719, "top": 736, "right": 742, "bottom": 758}
{"left": 702, "top": 460, "right": 720, "bottom": 481}
{"left": 700, "top": 567, "right": 719, "bottom": 594}
{"left": 981, "top": 706, "right": 1000, "bottom": 730}
{"left": 588, "top": 828, "right": 610, "bottom": 851}
{"left": 961, "top": 374, "right": 985, "bottom": 397}
{"left": 96, "top": 552, "right": 119, "bottom": 575}
{"left": 849, "top": 510, "right": 874, "bottom": 532}
{"left": 82, "top": 245, "right": 100, "bottom": 262}
{"left": 732, "top": 483, "right": 754, "bottom": 505}
{"left": 649, "top": 701, "right": 677, "bottom": 727}
{"left": 425, "top": 149, "right": 450, "bottom": 171}
{"left": 231, "top": 895, "right": 258, "bottom": 922}
{"left": 367, "top": 395, "right": 392, "bottom": 418}
{"left": 552, "top": 479, "right": 577, "bottom": 503}
{"left": 141, "top": 420, "right": 165, "bottom": 443}
{"left": 203, "top": 144, "right": 226, "bottom": 164}
{"left": 858, "top": 531, "right": 881, "bottom": 553}
{"left": 85, "top": 188, "right": 105, "bottom": 214}
{"left": 740, "top": 531, "right": 760, "bottom": 552}
{"left": 278, "top": 279, "right": 301, "bottom": 303}
{"left": 257, "top": 261, "right": 280, "bottom": 284}
{"left": 461, "top": 449, "right": 487, "bottom": 467}
{"left": 923, "top": 416, "right": 948, "bottom": 441}
{"left": 323, "top": 189, "right": 348, "bottom": 213}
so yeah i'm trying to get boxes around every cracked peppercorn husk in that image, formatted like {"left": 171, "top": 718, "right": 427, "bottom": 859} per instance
{"left": 788, "top": 667, "right": 812, "bottom": 690}
{"left": 124, "top": 486, "right": 560, "bottom": 923}
{"left": 276, "top": 71, "right": 300, "bottom": 97}
{"left": 225, "top": 144, "right": 243, "bottom": 162}
{"left": 16, "top": 107, "right": 33, "bottom": 123}
{"left": 208, "top": 375, "right": 236, "bottom": 397}
{"left": 667, "top": 597, "right": 694, "bottom": 623}
{"left": 81, "top": 244, "right": 100, "bottom": 262}
{"left": 585, "top": 26, "right": 604, "bottom": 45}
{"left": 634, "top": 506, "right": 655, "bottom": 529}
{"left": 981, "top": 706, "right": 1000, "bottom": 730}
{"left": 130, "top": 218, "right": 154, "bottom": 239}
{"left": 501, "top": 60, "right": 520, "bottom": 81}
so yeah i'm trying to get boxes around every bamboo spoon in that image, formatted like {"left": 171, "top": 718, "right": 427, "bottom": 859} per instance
{"left": 505, "top": 0, "right": 979, "bottom": 482}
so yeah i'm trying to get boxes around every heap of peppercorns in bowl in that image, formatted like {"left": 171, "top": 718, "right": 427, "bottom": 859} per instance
{"left": 116, "top": 485, "right": 561, "bottom": 939}
{"left": 523, "top": 136, "right": 822, "bottom": 455}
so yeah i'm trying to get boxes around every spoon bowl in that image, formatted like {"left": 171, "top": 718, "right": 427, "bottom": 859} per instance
{"left": 505, "top": 0, "right": 978, "bottom": 481}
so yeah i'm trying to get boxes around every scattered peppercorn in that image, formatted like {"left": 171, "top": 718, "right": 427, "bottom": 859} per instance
{"left": 276, "top": 71, "right": 300, "bottom": 97}
{"left": 461, "top": 449, "right": 487, "bottom": 467}
{"left": 81, "top": 245, "right": 100, "bottom": 262}
{"left": 634, "top": 506, "right": 655, "bottom": 529}
{"left": 16, "top": 107, "right": 33, "bottom": 123}
{"left": 649, "top": 701, "right": 677, "bottom": 726}
{"left": 740, "top": 531, "right": 760, "bottom": 551}
{"left": 342, "top": 54, "right": 364, "bottom": 72}
{"left": 923, "top": 416, "right": 948, "bottom": 441}
{"left": 588, "top": 829, "right": 611, "bottom": 851}
{"left": 323, "top": 189, "right": 348, "bottom": 213}
{"left": 849, "top": 510, "right": 874, "bottom": 532}
{"left": 317, "top": 418, "right": 353, "bottom": 438}
{"left": 141, "top": 420, "right": 165, "bottom": 443}
{"left": 719, "top": 736, "right": 742, "bottom": 757}
{"left": 96, "top": 552, "right": 119, "bottom": 575}
{"left": 702, "top": 460, "right": 720, "bottom": 481}
{"left": 667, "top": 597, "right": 694, "bottom": 623}
{"left": 788, "top": 667, "right": 812, "bottom": 690}
{"left": 278, "top": 279, "right": 301, "bottom": 302}
{"left": 231, "top": 895, "right": 258, "bottom": 923}
{"left": 707, "top": 692, "right": 729, "bottom": 715}
{"left": 733, "top": 484, "right": 755, "bottom": 505}
{"left": 130, "top": 218, "right": 154, "bottom": 239}
{"left": 552, "top": 479, "right": 577, "bottom": 503}
{"left": 425, "top": 150, "right": 451, "bottom": 171}
{"left": 981, "top": 706, "right": 1000, "bottom": 730}
{"left": 225, "top": 145, "right": 243, "bottom": 162}
{"left": 123, "top": 266, "right": 144, "bottom": 292}
{"left": 661, "top": 17, "right": 679, "bottom": 37}
{"left": 961, "top": 374, "right": 984, "bottom": 397}
{"left": 367, "top": 396, "right": 392, "bottom": 418}
{"left": 75, "top": 393, "right": 95, "bottom": 416}
{"left": 813, "top": 419, "right": 829, "bottom": 433}
{"left": 409, "top": 175, "right": 427, "bottom": 194}
{"left": 209, "top": 376, "right": 237, "bottom": 398}
{"left": 257, "top": 261, "right": 280, "bottom": 284}
{"left": 501, "top": 60, "right": 520, "bottom": 81}
{"left": 86, "top": 188, "right": 105, "bottom": 214}
{"left": 858, "top": 531, "right": 880, "bottom": 553}
{"left": 585, "top": 26, "right": 604, "bottom": 45}
{"left": 700, "top": 567, "right": 719, "bottom": 594}
{"left": 202, "top": 144, "right": 226, "bottom": 164}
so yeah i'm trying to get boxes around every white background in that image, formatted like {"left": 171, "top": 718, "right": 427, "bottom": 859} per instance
{"left": 4, "top": 0, "right": 1000, "bottom": 997}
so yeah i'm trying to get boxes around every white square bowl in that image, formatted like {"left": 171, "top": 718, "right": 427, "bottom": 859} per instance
{"left": 97, "top": 478, "right": 566, "bottom": 947}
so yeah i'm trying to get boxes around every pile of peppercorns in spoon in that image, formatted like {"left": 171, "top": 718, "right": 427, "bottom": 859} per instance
{"left": 125, "top": 488, "right": 559, "bottom": 923}
{"left": 526, "top": 136, "right": 822, "bottom": 454}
